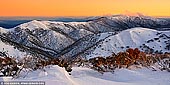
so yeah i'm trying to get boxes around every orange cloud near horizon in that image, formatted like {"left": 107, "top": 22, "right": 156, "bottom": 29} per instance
{"left": 0, "top": 0, "right": 170, "bottom": 17}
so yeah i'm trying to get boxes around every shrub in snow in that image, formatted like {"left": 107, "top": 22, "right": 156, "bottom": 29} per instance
{"left": 152, "top": 53, "right": 170, "bottom": 72}
{"left": 157, "top": 58, "right": 170, "bottom": 72}
{"left": 0, "top": 51, "right": 20, "bottom": 77}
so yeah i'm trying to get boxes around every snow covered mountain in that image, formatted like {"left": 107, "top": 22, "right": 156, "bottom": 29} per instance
{"left": 87, "top": 27, "right": 170, "bottom": 59}
{"left": 0, "top": 15, "right": 170, "bottom": 60}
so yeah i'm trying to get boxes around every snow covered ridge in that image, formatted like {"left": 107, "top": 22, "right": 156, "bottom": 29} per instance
{"left": 88, "top": 27, "right": 170, "bottom": 59}
{"left": 0, "top": 27, "right": 9, "bottom": 33}
{"left": 6, "top": 15, "right": 170, "bottom": 32}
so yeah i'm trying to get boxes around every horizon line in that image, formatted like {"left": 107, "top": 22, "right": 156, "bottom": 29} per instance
{"left": 0, "top": 15, "right": 170, "bottom": 20}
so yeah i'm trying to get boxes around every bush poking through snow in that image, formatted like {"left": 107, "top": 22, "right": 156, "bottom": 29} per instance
{"left": 0, "top": 51, "right": 20, "bottom": 77}
{"left": 153, "top": 53, "right": 170, "bottom": 72}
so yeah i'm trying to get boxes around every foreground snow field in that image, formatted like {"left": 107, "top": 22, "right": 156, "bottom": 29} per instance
{"left": 0, "top": 65, "right": 169, "bottom": 85}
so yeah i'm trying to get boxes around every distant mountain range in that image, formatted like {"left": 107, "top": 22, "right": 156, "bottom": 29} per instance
{"left": 0, "top": 15, "right": 170, "bottom": 60}
{"left": 0, "top": 17, "right": 99, "bottom": 28}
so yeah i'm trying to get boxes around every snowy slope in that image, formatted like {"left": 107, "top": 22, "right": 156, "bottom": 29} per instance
{"left": 0, "top": 27, "right": 9, "bottom": 33}
{"left": 87, "top": 27, "right": 170, "bottom": 59}
{"left": 0, "top": 40, "right": 27, "bottom": 58}
{"left": 1, "top": 65, "right": 169, "bottom": 85}
{"left": 0, "top": 27, "right": 26, "bottom": 58}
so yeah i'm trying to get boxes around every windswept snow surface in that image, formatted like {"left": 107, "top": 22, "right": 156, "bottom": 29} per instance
{"left": 0, "top": 65, "right": 169, "bottom": 85}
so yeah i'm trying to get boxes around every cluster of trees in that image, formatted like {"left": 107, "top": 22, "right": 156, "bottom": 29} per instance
{"left": 0, "top": 51, "right": 20, "bottom": 77}
{"left": 87, "top": 48, "right": 170, "bottom": 73}
{"left": 0, "top": 48, "right": 169, "bottom": 77}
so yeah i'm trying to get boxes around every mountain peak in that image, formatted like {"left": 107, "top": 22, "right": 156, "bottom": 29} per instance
{"left": 0, "top": 27, "right": 9, "bottom": 33}
{"left": 17, "top": 20, "right": 49, "bottom": 31}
